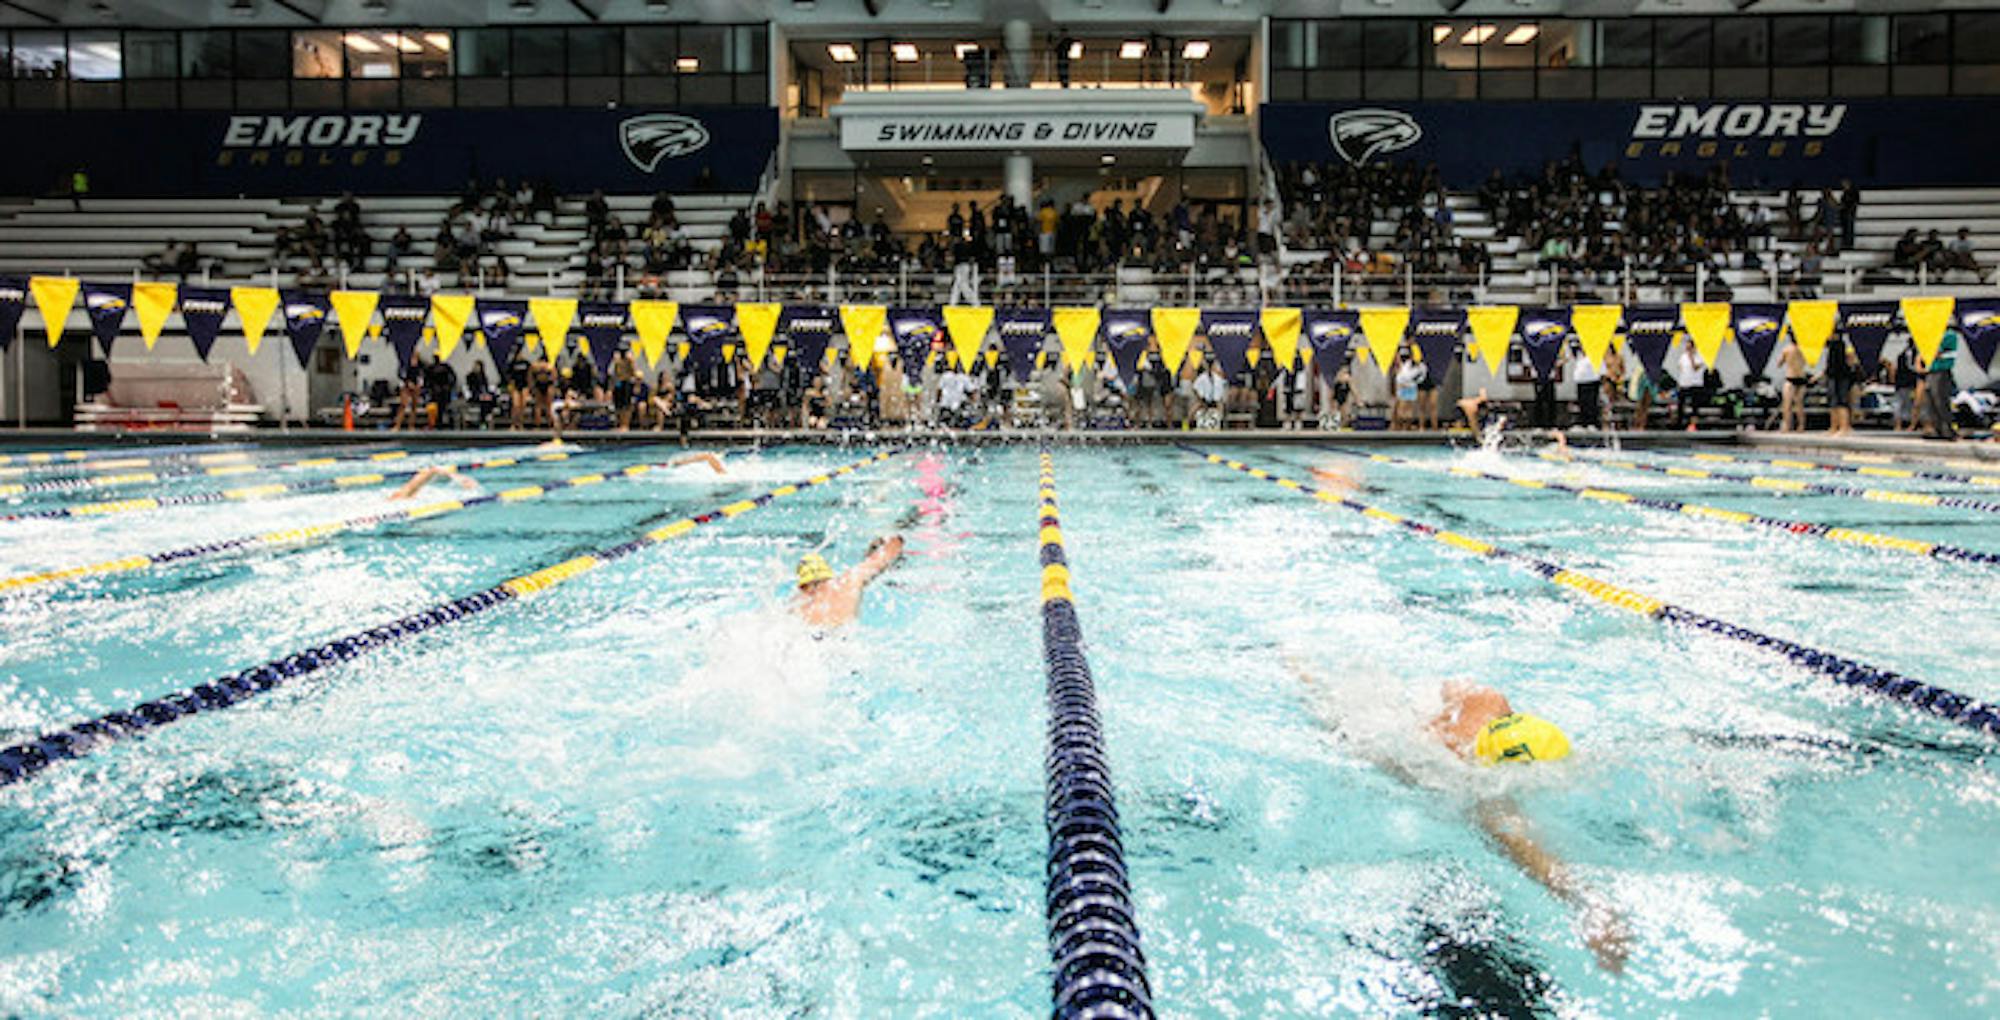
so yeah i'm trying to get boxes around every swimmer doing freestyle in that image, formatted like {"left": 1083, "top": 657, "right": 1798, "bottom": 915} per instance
{"left": 791, "top": 535, "right": 905, "bottom": 629}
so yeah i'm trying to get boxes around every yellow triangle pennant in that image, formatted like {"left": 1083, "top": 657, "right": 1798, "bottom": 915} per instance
{"left": 840, "top": 304, "right": 887, "bottom": 367}
{"left": 1900, "top": 295, "right": 1956, "bottom": 368}
{"left": 132, "top": 281, "right": 177, "bottom": 350}
{"left": 1359, "top": 307, "right": 1410, "bottom": 371}
{"left": 528, "top": 297, "right": 576, "bottom": 363}
{"left": 1680, "top": 302, "right": 1731, "bottom": 367}
{"left": 1187, "top": 348, "right": 1205, "bottom": 372}
{"left": 1786, "top": 300, "right": 1837, "bottom": 366}
{"left": 984, "top": 348, "right": 999, "bottom": 368}
{"left": 1571, "top": 304, "right": 1623, "bottom": 370}
{"left": 676, "top": 341, "right": 691, "bottom": 361}
{"left": 230, "top": 286, "right": 279, "bottom": 356}
{"left": 630, "top": 299, "right": 678, "bottom": 368}
{"left": 30, "top": 276, "right": 80, "bottom": 349}
{"left": 1152, "top": 307, "right": 1200, "bottom": 373}
{"left": 772, "top": 346, "right": 787, "bottom": 367}
{"left": 329, "top": 289, "right": 379, "bottom": 359}
{"left": 736, "top": 302, "right": 781, "bottom": 369}
{"left": 1465, "top": 306, "right": 1518, "bottom": 375}
{"left": 430, "top": 294, "right": 474, "bottom": 360}
{"left": 1259, "top": 307, "right": 1302, "bottom": 370}
{"left": 943, "top": 305, "right": 994, "bottom": 371}
{"left": 1053, "top": 307, "right": 1102, "bottom": 372}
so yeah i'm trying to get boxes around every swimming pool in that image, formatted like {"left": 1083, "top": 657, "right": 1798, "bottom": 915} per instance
{"left": 1, "top": 439, "right": 1996, "bottom": 1016}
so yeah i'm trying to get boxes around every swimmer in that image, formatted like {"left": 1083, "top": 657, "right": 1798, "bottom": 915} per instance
{"left": 1457, "top": 387, "right": 1491, "bottom": 431}
{"left": 1298, "top": 667, "right": 1632, "bottom": 973}
{"left": 670, "top": 451, "right": 727, "bottom": 475}
{"left": 1308, "top": 464, "right": 1361, "bottom": 497}
{"left": 388, "top": 465, "right": 476, "bottom": 500}
{"left": 792, "top": 535, "right": 904, "bottom": 629}
{"left": 1547, "top": 430, "right": 1571, "bottom": 456}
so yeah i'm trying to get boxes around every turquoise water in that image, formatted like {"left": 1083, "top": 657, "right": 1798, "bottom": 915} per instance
{"left": 0, "top": 440, "right": 1996, "bottom": 1016}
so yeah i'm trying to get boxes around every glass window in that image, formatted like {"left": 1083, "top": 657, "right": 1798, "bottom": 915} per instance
{"left": 68, "top": 31, "right": 121, "bottom": 80}
{"left": 731, "top": 25, "right": 766, "bottom": 72}
{"left": 1536, "top": 20, "right": 1587, "bottom": 68}
{"left": 237, "top": 31, "right": 289, "bottom": 78}
{"left": 458, "top": 27, "right": 507, "bottom": 76}
{"left": 1831, "top": 16, "right": 1889, "bottom": 65}
{"left": 679, "top": 25, "right": 726, "bottom": 73}
{"left": 124, "top": 31, "right": 176, "bottom": 78}
{"left": 180, "top": 30, "right": 231, "bottom": 77}
{"left": 1362, "top": 21, "right": 1417, "bottom": 68}
{"left": 1714, "top": 18, "right": 1766, "bottom": 66}
{"left": 567, "top": 27, "right": 619, "bottom": 76}
{"left": 512, "top": 29, "right": 563, "bottom": 75}
{"left": 1894, "top": 14, "right": 1948, "bottom": 64}
{"left": 404, "top": 30, "right": 451, "bottom": 79}
{"left": 11, "top": 30, "right": 65, "bottom": 78}
{"left": 1427, "top": 22, "right": 1478, "bottom": 71}
{"left": 1314, "top": 22, "right": 1361, "bottom": 68}
{"left": 1656, "top": 18, "right": 1710, "bottom": 68}
{"left": 1771, "top": 17, "right": 1829, "bottom": 67}
{"left": 1599, "top": 21, "right": 1651, "bottom": 68}
{"left": 293, "top": 30, "right": 343, "bottom": 78}
{"left": 1482, "top": 22, "right": 1538, "bottom": 70}
{"left": 625, "top": 26, "right": 676, "bottom": 74}
{"left": 1272, "top": 21, "right": 1305, "bottom": 69}
{"left": 1957, "top": 13, "right": 2000, "bottom": 63}
{"left": 343, "top": 32, "right": 399, "bottom": 79}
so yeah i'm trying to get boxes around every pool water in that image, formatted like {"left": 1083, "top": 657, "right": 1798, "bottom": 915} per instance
{"left": 0, "top": 440, "right": 1996, "bottom": 1017}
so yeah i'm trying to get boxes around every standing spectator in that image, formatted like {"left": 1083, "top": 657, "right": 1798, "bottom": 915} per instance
{"left": 1570, "top": 341, "right": 1602, "bottom": 429}
{"left": 1891, "top": 342, "right": 1923, "bottom": 432}
{"left": 1923, "top": 324, "right": 1960, "bottom": 440}
{"left": 69, "top": 166, "right": 88, "bottom": 211}
{"left": 385, "top": 226, "right": 412, "bottom": 278}
{"left": 1824, "top": 336, "right": 1859, "bottom": 435}
{"left": 1837, "top": 179, "right": 1859, "bottom": 252}
{"left": 1672, "top": 339, "right": 1709, "bottom": 429}
{"left": 584, "top": 189, "right": 610, "bottom": 237}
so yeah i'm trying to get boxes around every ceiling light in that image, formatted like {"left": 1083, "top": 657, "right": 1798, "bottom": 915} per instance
{"left": 1503, "top": 24, "right": 1540, "bottom": 45}
{"left": 676, "top": 56, "right": 699, "bottom": 72}
{"left": 954, "top": 42, "right": 978, "bottom": 58}
{"left": 343, "top": 34, "right": 384, "bottom": 53}
{"left": 1461, "top": 24, "right": 1497, "bottom": 44}
{"left": 1067, "top": 41, "right": 1084, "bottom": 60}
{"left": 1101, "top": 153, "right": 1116, "bottom": 164}
{"left": 828, "top": 43, "right": 858, "bottom": 62}
{"left": 425, "top": 32, "right": 452, "bottom": 50}
{"left": 893, "top": 43, "right": 919, "bottom": 62}
{"left": 386, "top": 33, "right": 423, "bottom": 53}
{"left": 1119, "top": 40, "right": 1146, "bottom": 59}
{"left": 1433, "top": 24, "right": 1452, "bottom": 43}
{"left": 1182, "top": 40, "right": 1210, "bottom": 60}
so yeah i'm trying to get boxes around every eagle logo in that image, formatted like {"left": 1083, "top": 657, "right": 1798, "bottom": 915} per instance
{"left": 620, "top": 114, "right": 711, "bottom": 172}
{"left": 1328, "top": 109, "right": 1421, "bottom": 167}
{"left": 690, "top": 317, "right": 733, "bottom": 338}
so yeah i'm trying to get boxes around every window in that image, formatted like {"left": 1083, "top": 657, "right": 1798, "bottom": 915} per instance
{"left": 1598, "top": 21, "right": 1650, "bottom": 68}
{"left": 512, "top": 29, "right": 562, "bottom": 75}
{"left": 1314, "top": 22, "right": 1361, "bottom": 68}
{"left": 342, "top": 32, "right": 399, "bottom": 80}
{"left": 11, "top": 31, "right": 65, "bottom": 78}
{"left": 731, "top": 25, "right": 766, "bottom": 73}
{"left": 679, "top": 25, "right": 726, "bottom": 73}
{"left": 567, "top": 27, "right": 620, "bottom": 76}
{"left": 1894, "top": 14, "right": 1948, "bottom": 64}
{"left": 180, "top": 30, "right": 231, "bottom": 77}
{"left": 292, "top": 30, "right": 343, "bottom": 78}
{"left": 625, "top": 26, "right": 677, "bottom": 74}
{"left": 404, "top": 30, "right": 451, "bottom": 79}
{"left": 1956, "top": 13, "right": 2000, "bottom": 63}
{"left": 125, "top": 31, "right": 177, "bottom": 78}
{"left": 68, "top": 31, "right": 121, "bottom": 80}
{"left": 1362, "top": 21, "right": 1416, "bottom": 68}
{"left": 1713, "top": 18, "right": 1767, "bottom": 66}
{"left": 1831, "top": 16, "right": 1888, "bottom": 65}
{"left": 1271, "top": 21, "right": 1305, "bottom": 70}
{"left": 1771, "top": 17, "right": 1829, "bottom": 67}
{"left": 458, "top": 28, "right": 507, "bottom": 76}
{"left": 1656, "top": 18, "right": 1710, "bottom": 68}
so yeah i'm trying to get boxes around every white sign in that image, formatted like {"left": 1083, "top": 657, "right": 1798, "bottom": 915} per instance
{"left": 1630, "top": 104, "right": 1846, "bottom": 140}
{"left": 840, "top": 112, "right": 1196, "bottom": 151}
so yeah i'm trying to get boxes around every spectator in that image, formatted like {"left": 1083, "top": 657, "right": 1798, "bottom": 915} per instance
{"left": 1923, "top": 325, "right": 1960, "bottom": 440}
{"left": 1838, "top": 179, "right": 1859, "bottom": 252}
{"left": 69, "top": 167, "right": 88, "bottom": 212}
{"left": 584, "top": 189, "right": 610, "bottom": 237}
{"left": 1944, "top": 227, "right": 1984, "bottom": 279}
{"left": 385, "top": 226, "right": 413, "bottom": 277}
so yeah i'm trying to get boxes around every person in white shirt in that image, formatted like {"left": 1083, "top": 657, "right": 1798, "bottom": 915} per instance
{"left": 1672, "top": 340, "right": 1709, "bottom": 429}
{"left": 1569, "top": 343, "right": 1603, "bottom": 428}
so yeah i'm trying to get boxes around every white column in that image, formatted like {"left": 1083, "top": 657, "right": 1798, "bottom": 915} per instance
{"left": 1004, "top": 19, "right": 1032, "bottom": 89}
{"left": 1005, "top": 152, "right": 1033, "bottom": 208}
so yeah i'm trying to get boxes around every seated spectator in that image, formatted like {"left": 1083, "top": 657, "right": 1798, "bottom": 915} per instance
{"left": 584, "top": 189, "right": 611, "bottom": 237}
{"left": 142, "top": 238, "right": 188, "bottom": 277}
{"left": 1890, "top": 228, "right": 1921, "bottom": 269}
{"left": 385, "top": 226, "right": 413, "bottom": 276}
{"left": 1944, "top": 228, "right": 1983, "bottom": 278}
{"left": 650, "top": 190, "right": 678, "bottom": 226}
{"left": 529, "top": 178, "right": 559, "bottom": 224}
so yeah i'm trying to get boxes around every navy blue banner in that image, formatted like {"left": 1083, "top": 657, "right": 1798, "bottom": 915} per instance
{"left": 1732, "top": 303, "right": 1785, "bottom": 380}
{"left": 681, "top": 303, "right": 734, "bottom": 368}
{"left": 82, "top": 281, "right": 130, "bottom": 358}
{"left": 178, "top": 287, "right": 228, "bottom": 362}
{"left": 1958, "top": 297, "right": 2000, "bottom": 373}
{"left": 0, "top": 276, "right": 22, "bottom": 352}
{"left": 1519, "top": 307, "right": 1570, "bottom": 383}
{"left": 779, "top": 304, "right": 836, "bottom": 379}
{"left": 1624, "top": 306, "right": 1679, "bottom": 382}
{"left": 1839, "top": 301, "right": 1897, "bottom": 372}
{"left": 888, "top": 306, "right": 943, "bottom": 385}
{"left": 473, "top": 299, "right": 525, "bottom": 370}
{"left": 998, "top": 307, "right": 1051, "bottom": 383}
{"left": 1410, "top": 308, "right": 1464, "bottom": 384}
{"left": 1101, "top": 309, "right": 1151, "bottom": 390}
{"left": 1201, "top": 309, "right": 1257, "bottom": 380}
{"left": 0, "top": 107, "right": 777, "bottom": 198}
{"left": 1303, "top": 309, "right": 1358, "bottom": 389}
{"left": 280, "top": 289, "right": 330, "bottom": 370}
{"left": 1261, "top": 99, "right": 2000, "bottom": 188}
{"left": 577, "top": 302, "right": 628, "bottom": 376}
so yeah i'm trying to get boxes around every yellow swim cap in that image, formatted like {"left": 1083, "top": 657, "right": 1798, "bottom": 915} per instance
{"left": 1473, "top": 713, "right": 1572, "bottom": 765}
{"left": 796, "top": 553, "right": 834, "bottom": 588}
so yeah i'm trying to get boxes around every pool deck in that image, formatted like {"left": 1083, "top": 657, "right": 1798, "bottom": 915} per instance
{"left": 3, "top": 425, "right": 1995, "bottom": 462}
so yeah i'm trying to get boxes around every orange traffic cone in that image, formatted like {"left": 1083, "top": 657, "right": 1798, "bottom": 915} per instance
{"left": 343, "top": 396, "right": 355, "bottom": 431}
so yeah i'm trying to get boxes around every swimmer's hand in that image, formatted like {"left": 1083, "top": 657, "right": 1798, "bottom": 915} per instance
{"left": 1580, "top": 904, "right": 1633, "bottom": 974}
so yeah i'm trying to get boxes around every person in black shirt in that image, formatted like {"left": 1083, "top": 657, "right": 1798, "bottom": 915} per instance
{"left": 422, "top": 356, "right": 457, "bottom": 429}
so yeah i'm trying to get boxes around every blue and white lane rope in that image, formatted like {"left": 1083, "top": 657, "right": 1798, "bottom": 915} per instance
{"left": 1186, "top": 447, "right": 2000, "bottom": 741}
{"left": 0, "top": 441, "right": 259, "bottom": 470}
{"left": 0, "top": 444, "right": 415, "bottom": 500}
{"left": 1323, "top": 447, "right": 1998, "bottom": 567}
{"left": 1540, "top": 451, "right": 2000, "bottom": 515}
{"left": 1037, "top": 451, "right": 1156, "bottom": 1020}
{"left": 0, "top": 449, "right": 897, "bottom": 788}
{"left": 1660, "top": 448, "right": 2000, "bottom": 488}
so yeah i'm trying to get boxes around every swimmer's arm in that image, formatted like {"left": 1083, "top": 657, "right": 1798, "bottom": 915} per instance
{"left": 1474, "top": 797, "right": 1630, "bottom": 973}
{"left": 846, "top": 535, "right": 905, "bottom": 588}
{"left": 670, "top": 452, "right": 727, "bottom": 474}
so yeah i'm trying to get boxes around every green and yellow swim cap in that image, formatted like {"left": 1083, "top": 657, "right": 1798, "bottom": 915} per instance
{"left": 796, "top": 553, "right": 834, "bottom": 588}
{"left": 1473, "top": 713, "right": 1572, "bottom": 765}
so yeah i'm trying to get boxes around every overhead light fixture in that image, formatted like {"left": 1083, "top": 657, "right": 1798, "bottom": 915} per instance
{"left": 1119, "top": 40, "right": 1146, "bottom": 59}
{"left": 1182, "top": 40, "right": 1210, "bottom": 60}
{"left": 1067, "top": 41, "right": 1084, "bottom": 60}
{"left": 1503, "top": 24, "right": 1539, "bottom": 45}
{"left": 646, "top": 0, "right": 670, "bottom": 10}
{"left": 1461, "top": 24, "right": 1497, "bottom": 44}
{"left": 893, "top": 43, "right": 919, "bottom": 62}
{"left": 1101, "top": 153, "right": 1116, "bottom": 165}
{"left": 228, "top": 0, "right": 254, "bottom": 16}
{"left": 1432, "top": 24, "right": 1452, "bottom": 43}
{"left": 828, "top": 43, "right": 858, "bottom": 62}
{"left": 954, "top": 42, "right": 978, "bottom": 58}
{"left": 509, "top": 0, "right": 535, "bottom": 11}
{"left": 386, "top": 33, "right": 423, "bottom": 53}
{"left": 425, "top": 32, "right": 452, "bottom": 50}
{"left": 343, "top": 34, "right": 384, "bottom": 53}
{"left": 676, "top": 56, "right": 699, "bottom": 72}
